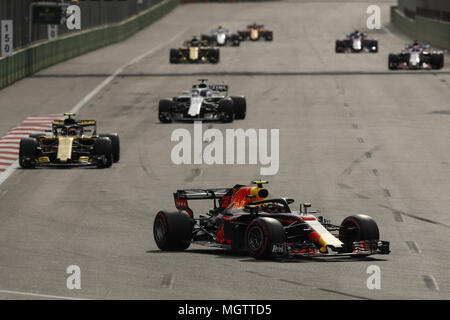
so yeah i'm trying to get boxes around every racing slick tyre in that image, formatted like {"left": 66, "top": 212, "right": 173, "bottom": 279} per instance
{"left": 100, "top": 133, "right": 120, "bottom": 163}
{"left": 245, "top": 217, "right": 286, "bottom": 259}
{"left": 264, "top": 31, "right": 273, "bottom": 41}
{"left": 154, "top": 211, "right": 194, "bottom": 251}
{"left": 219, "top": 98, "right": 234, "bottom": 123}
{"left": 368, "top": 40, "right": 378, "bottom": 53}
{"left": 201, "top": 34, "right": 212, "bottom": 45}
{"left": 94, "top": 137, "right": 113, "bottom": 168}
{"left": 170, "top": 49, "right": 180, "bottom": 64}
{"left": 388, "top": 54, "right": 399, "bottom": 70}
{"left": 230, "top": 34, "right": 240, "bottom": 46}
{"left": 158, "top": 99, "right": 173, "bottom": 123}
{"left": 231, "top": 96, "right": 246, "bottom": 120}
{"left": 335, "top": 40, "right": 344, "bottom": 53}
{"left": 19, "top": 137, "right": 38, "bottom": 169}
{"left": 209, "top": 49, "right": 220, "bottom": 64}
{"left": 431, "top": 53, "right": 444, "bottom": 70}
{"left": 339, "top": 214, "right": 380, "bottom": 253}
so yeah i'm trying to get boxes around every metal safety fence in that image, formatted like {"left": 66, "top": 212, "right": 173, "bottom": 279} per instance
{"left": 0, "top": 0, "right": 179, "bottom": 90}
{"left": 0, "top": 0, "right": 163, "bottom": 51}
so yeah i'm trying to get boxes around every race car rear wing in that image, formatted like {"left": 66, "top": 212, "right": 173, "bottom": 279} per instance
{"left": 173, "top": 188, "right": 232, "bottom": 218}
{"left": 208, "top": 84, "right": 228, "bottom": 92}
{"left": 174, "top": 188, "right": 231, "bottom": 200}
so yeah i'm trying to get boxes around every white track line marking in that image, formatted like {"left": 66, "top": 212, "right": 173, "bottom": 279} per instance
{"left": 0, "top": 30, "right": 184, "bottom": 187}
{"left": 70, "top": 30, "right": 185, "bottom": 114}
{"left": 0, "top": 288, "right": 89, "bottom": 300}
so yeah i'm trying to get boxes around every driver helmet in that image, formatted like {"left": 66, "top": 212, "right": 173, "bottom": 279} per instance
{"left": 68, "top": 127, "right": 77, "bottom": 136}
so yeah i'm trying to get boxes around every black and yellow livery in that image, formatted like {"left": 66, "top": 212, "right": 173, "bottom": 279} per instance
{"left": 170, "top": 37, "right": 220, "bottom": 64}
{"left": 19, "top": 113, "right": 120, "bottom": 168}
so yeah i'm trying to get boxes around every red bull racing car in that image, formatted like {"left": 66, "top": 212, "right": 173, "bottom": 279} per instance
{"left": 153, "top": 181, "right": 390, "bottom": 259}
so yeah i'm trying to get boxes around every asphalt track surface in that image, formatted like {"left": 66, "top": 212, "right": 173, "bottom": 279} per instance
{"left": 0, "top": 0, "right": 449, "bottom": 299}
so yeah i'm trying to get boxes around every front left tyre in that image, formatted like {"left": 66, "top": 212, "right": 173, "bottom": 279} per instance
{"left": 339, "top": 214, "right": 380, "bottom": 252}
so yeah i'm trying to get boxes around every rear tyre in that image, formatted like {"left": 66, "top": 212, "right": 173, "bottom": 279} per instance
{"left": 170, "top": 49, "right": 179, "bottom": 64}
{"left": 339, "top": 214, "right": 380, "bottom": 252}
{"left": 231, "top": 96, "right": 246, "bottom": 119}
{"left": 159, "top": 99, "right": 173, "bottom": 123}
{"left": 388, "top": 54, "right": 398, "bottom": 70}
{"left": 230, "top": 34, "right": 240, "bottom": 46}
{"left": 209, "top": 49, "right": 220, "bottom": 64}
{"left": 219, "top": 99, "right": 234, "bottom": 123}
{"left": 264, "top": 31, "right": 273, "bottom": 41}
{"left": 99, "top": 133, "right": 120, "bottom": 163}
{"left": 245, "top": 217, "right": 285, "bottom": 259}
{"left": 335, "top": 40, "right": 344, "bottom": 53}
{"left": 431, "top": 53, "right": 443, "bottom": 70}
{"left": 153, "top": 211, "right": 193, "bottom": 251}
{"left": 19, "top": 138, "right": 38, "bottom": 169}
{"left": 369, "top": 40, "right": 378, "bottom": 53}
{"left": 94, "top": 137, "right": 113, "bottom": 168}
{"left": 201, "top": 34, "right": 212, "bottom": 45}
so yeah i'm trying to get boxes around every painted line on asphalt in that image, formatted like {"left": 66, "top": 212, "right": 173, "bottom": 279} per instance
{"left": 405, "top": 241, "right": 421, "bottom": 254}
{"left": 0, "top": 288, "right": 89, "bottom": 300}
{"left": 422, "top": 275, "right": 440, "bottom": 291}
{"left": 70, "top": 30, "right": 185, "bottom": 115}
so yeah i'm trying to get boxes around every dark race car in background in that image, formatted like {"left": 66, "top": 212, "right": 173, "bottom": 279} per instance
{"left": 201, "top": 26, "right": 240, "bottom": 47}
{"left": 158, "top": 79, "right": 246, "bottom": 123}
{"left": 170, "top": 37, "right": 220, "bottom": 64}
{"left": 335, "top": 30, "right": 378, "bottom": 53}
{"left": 153, "top": 181, "right": 390, "bottom": 259}
{"left": 19, "top": 113, "right": 120, "bottom": 168}
{"left": 388, "top": 42, "right": 444, "bottom": 70}
{"left": 238, "top": 23, "right": 273, "bottom": 41}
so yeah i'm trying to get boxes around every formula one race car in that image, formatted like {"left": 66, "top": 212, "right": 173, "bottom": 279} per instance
{"left": 388, "top": 41, "right": 444, "bottom": 70}
{"left": 201, "top": 26, "right": 240, "bottom": 46}
{"left": 335, "top": 30, "right": 378, "bottom": 53}
{"left": 158, "top": 79, "right": 246, "bottom": 123}
{"left": 153, "top": 181, "right": 390, "bottom": 259}
{"left": 19, "top": 113, "right": 120, "bottom": 168}
{"left": 170, "top": 36, "right": 220, "bottom": 64}
{"left": 238, "top": 23, "right": 273, "bottom": 41}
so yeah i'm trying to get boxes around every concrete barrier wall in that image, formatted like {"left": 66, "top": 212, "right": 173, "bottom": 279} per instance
{"left": 0, "top": 0, "right": 179, "bottom": 90}
{"left": 391, "top": 6, "right": 450, "bottom": 50}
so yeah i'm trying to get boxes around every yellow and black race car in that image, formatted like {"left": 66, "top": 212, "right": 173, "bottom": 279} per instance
{"left": 19, "top": 113, "right": 120, "bottom": 168}
{"left": 170, "top": 36, "right": 220, "bottom": 64}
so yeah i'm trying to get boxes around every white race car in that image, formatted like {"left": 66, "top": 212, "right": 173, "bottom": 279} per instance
{"left": 158, "top": 79, "right": 246, "bottom": 123}
{"left": 201, "top": 26, "right": 240, "bottom": 47}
